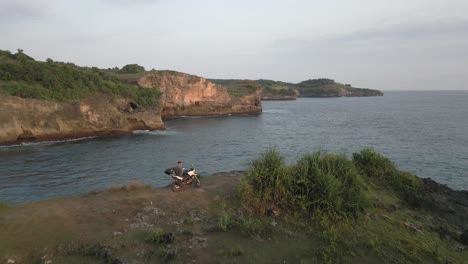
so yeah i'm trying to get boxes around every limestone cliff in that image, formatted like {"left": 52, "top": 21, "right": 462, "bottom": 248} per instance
{"left": 138, "top": 71, "right": 262, "bottom": 118}
{"left": 0, "top": 95, "right": 164, "bottom": 144}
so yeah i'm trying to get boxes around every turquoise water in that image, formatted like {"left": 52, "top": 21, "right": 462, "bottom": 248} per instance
{"left": 1, "top": 91, "right": 467, "bottom": 204}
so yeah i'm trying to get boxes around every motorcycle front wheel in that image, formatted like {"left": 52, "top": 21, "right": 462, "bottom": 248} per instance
{"left": 171, "top": 182, "right": 182, "bottom": 192}
{"left": 195, "top": 179, "right": 201, "bottom": 188}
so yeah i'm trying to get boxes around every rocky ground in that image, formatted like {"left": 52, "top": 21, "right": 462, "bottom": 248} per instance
{"left": 1, "top": 172, "right": 467, "bottom": 264}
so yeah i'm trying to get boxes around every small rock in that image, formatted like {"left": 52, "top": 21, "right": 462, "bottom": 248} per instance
{"left": 271, "top": 221, "right": 277, "bottom": 227}
{"left": 113, "top": 231, "right": 123, "bottom": 237}
{"left": 190, "top": 236, "right": 207, "bottom": 248}
{"left": 461, "top": 230, "right": 468, "bottom": 245}
{"left": 7, "top": 259, "right": 15, "bottom": 264}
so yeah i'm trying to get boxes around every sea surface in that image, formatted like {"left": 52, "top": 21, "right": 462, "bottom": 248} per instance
{"left": 1, "top": 91, "right": 467, "bottom": 204}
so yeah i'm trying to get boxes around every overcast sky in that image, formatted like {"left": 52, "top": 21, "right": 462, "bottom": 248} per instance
{"left": 1, "top": 0, "right": 468, "bottom": 90}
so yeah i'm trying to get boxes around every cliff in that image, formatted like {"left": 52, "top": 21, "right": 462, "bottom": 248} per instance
{"left": 0, "top": 50, "right": 263, "bottom": 145}
{"left": 139, "top": 71, "right": 262, "bottom": 118}
{"left": 0, "top": 95, "right": 164, "bottom": 144}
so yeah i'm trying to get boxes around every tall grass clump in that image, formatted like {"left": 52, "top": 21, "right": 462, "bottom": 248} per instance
{"left": 352, "top": 148, "right": 422, "bottom": 191}
{"left": 290, "top": 152, "right": 368, "bottom": 219}
{"left": 239, "top": 148, "right": 290, "bottom": 213}
{"left": 239, "top": 149, "right": 368, "bottom": 220}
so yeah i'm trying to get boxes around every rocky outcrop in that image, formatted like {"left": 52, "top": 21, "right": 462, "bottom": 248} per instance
{"left": 0, "top": 95, "right": 164, "bottom": 144}
{"left": 0, "top": 71, "right": 263, "bottom": 145}
{"left": 138, "top": 71, "right": 262, "bottom": 118}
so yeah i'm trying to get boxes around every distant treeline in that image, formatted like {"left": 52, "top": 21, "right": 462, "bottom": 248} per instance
{"left": 211, "top": 78, "right": 383, "bottom": 97}
{"left": 0, "top": 50, "right": 160, "bottom": 107}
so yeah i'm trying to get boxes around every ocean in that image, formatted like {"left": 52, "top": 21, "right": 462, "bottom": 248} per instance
{"left": 1, "top": 91, "right": 467, "bottom": 204}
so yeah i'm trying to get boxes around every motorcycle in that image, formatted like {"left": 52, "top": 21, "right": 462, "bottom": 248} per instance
{"left": 165, "top": 167, "right": 201, "bottom": 192}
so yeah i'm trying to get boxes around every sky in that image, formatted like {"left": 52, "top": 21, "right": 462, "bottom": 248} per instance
{"left": 1, "top": 0, "right": 468, "bottom": 90}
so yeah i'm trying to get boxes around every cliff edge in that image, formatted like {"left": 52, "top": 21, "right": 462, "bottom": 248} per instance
{"left": 139, "top": 71, "right": 262, "bottom": 118}
{"left": 0, "top": 95, "right": 164, "bottom": 144}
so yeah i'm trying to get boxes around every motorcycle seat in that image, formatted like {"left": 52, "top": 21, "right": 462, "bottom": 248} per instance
{"left": 172, "top": 175, "right": 183, "bottom": 181}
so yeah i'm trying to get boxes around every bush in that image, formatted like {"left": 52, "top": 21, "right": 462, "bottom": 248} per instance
{"left": 353, "top": 148, "right": 421, "bottom": 191}
{"left": 352, "top": 148, "right": 397, "bottom": 179}
{"left": 146, "top": 228, "right": 174, "bottom": 244}
{"left": 239, "top": 149, "right": 368, "bottom": 220}
{"left": 119, "top": 64, "right": 145, "bottom": 74}
{"left": 291, "top": 152, "right": 368, "bottom": 219}
{"left": 239, "top": 148, "right": 290, "bottom": 213}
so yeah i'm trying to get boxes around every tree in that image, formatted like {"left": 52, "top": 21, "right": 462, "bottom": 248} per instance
{"left": 119, "top": 64, "right": 145, "bottom": 73}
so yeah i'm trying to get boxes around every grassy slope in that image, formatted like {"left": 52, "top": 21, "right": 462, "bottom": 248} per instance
{"left": 0, "top": 150, "right": 466, "bottom": 263}
{"left": 0, "top": 50, "right": 160, "bottom": 107}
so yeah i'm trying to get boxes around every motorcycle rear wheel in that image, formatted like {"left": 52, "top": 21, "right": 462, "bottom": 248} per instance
{"left": 171, "top": 182, "right": 182, "bottom": 192}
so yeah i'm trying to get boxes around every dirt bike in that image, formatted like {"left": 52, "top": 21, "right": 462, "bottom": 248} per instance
{"left": 165, "top": 167, "right": 201, "bottom": 192}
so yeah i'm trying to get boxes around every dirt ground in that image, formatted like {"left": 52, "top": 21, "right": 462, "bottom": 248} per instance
{"left": 0, "top": 172, "right": 244, "bottom": 264}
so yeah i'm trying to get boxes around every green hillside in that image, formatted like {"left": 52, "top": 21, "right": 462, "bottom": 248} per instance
{"left": 297, "top": 78, "right": 383, "bottom": 97}
{"left": 211, "top": 78, "right": 383, "bottom": 98}
{"left": 0, "top": 50, "right": 160, "bottom": 107}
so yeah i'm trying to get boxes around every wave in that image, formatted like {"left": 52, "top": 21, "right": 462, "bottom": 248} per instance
{"left": 132, "top": 130, "right": 180, "bottom": 136}
{"left": 0, "top": 136, "right": 97, "bottom": 149}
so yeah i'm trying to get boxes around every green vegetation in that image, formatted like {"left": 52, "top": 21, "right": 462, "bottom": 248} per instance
{"left": 1, "top": 148, "right": 466, "bottom": 263}
{"left": 211, "top": 77, "right": 383, "bottom": 98}
{"left": 0, "top": 49, "right": 160, "bottom": 107}
{"left": 146, "top": 228, "right": 174, "bottom": 245}
{"left": 353, "top": 148, "right": 422, "bottom": 192}
{"left": 118, "top": 64, "right": 145, "bottom": 74}
{"left": 221, "top": 148, "right": 466, "bottom": 263}
{"left": 219, "top": 80, "right": 261, "bottom": 97}
{"left": 297, "top": 78, "right": 383, "bottom": 97}
{"left": 239, "top": 148, "right": 368, "bottom": 220}
{"left": 256, "top": 79, "right": 297, "bottom": 97}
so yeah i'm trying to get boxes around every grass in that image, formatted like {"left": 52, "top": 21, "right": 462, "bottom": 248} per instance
{"left": 223, "top": 80, "right": 260, "bottom": 97}
{"left": 353, "top": 148, "right": 422, "bottom": 192}
{"left": 107, "top": 181, "right": 152, "bottom": 192}
{"left": 239, "top": 148, "right": 368, "bottom": 221}
{"left": 232, "top": 148, "right": 468, "bottom": 263}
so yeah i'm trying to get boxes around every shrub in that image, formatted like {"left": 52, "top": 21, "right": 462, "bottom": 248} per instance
{"left": 238, "top": 148, "right": 290, "bottom": 213}
{"left": 239, "top": 149, "right": 368, "bottom": 220}
{"left": 352, "top": 148, "right": 397, "bottom": 179}
{"left": 119, "top": 64, "right": 145, "bottom": 74}
{"left": 352, "top": 148, "right": 421, "bottom": 191}
{"left": 146, "top": 228, "right": 175, "bottom": 244}
{"left": 291, "top": 152, "right": 368, "bottom": 219}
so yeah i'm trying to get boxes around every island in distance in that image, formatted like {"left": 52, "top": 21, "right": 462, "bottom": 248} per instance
{"left": 211, "top": 78, "right": 383, "bottom": 100}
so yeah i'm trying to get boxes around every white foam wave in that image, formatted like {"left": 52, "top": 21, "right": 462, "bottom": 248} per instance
{"left": 132, "top": 130, "right": 180, "bottom": 136}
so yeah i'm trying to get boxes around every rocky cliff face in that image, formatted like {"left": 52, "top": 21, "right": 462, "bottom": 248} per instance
{"left": 0, "top": 95, "right": 164, "bottom": 144}
{"left": 138, "top": 71, "right": 262, "bottom": 117}
{"left": 0, "top": 71, "right": 263, "bottom": 145}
